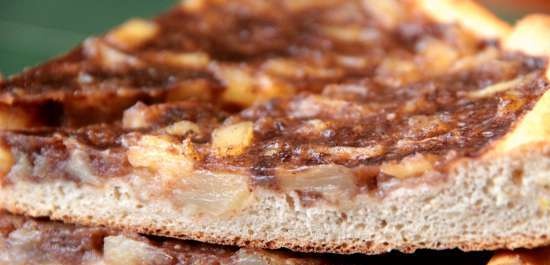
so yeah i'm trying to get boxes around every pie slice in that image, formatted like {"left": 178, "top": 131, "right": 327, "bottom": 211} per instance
{"left": 0, "top": 0, "right": 550, "bottom": 255}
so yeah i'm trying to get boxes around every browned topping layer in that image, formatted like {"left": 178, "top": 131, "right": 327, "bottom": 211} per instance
{"left": 0, "top": 0, "right": 483, "bottom": 127}
{"left": 0, "top": 211, "right": 495, "bottom": 265}
{"left": 0, "top": 212, "right": 109, "bottom": 264}
{"left": 0, "top": 0, "right": 548, "bottom": 204}
{"left": 220, "top": 56, "right": 548, "bottom": 170}
{"left": 2, "top": 54, "right": 546, "bottom": 183}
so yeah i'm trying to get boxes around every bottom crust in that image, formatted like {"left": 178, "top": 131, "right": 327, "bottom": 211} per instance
{"left": 1, "top": 145, "right": 550, "bottom": 255}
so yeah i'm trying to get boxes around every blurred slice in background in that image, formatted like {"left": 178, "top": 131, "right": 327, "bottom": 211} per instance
{"left": 0, "top": 0, "right": 549, "bottom": 76}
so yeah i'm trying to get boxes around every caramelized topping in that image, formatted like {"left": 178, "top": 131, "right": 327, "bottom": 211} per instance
{"left": 127, "top": 135, "right": 197, "bottom": 180}
{"left": 161, "top": 120, "right": 201, "bottom": 137}
{"left": 106, "top": 19, "right": 159, "bottom": 51}
{"left": 380, "top": 153, "right": 438, "bottom": 179}
{"left": 0, "top": 105, "right": 34, "bottom": 130}
{"left": 277, "top": 165, "right": 357, "bottom": 200}
{"left": 0, "top": 144, "right": 13, "bottom": 178}
{"left": 104, "top": 235, "right": 173, "bottom": 265}
{"left": 212, "top": 122, "right": 254, "bottom": 157}
{"left": 467, "top": 73, "right": 537, "bottom": 99}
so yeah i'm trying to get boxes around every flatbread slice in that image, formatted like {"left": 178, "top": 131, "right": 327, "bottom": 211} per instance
{"left": 0, "top": 211, "right": 503, "bottom": 265}
{"left": 0, "top": 0, "right": 549, "bottom": 254}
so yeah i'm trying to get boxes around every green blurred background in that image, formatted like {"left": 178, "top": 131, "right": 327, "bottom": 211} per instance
{"left": 0, "top": 0, "right": 175, "bottom": 76}
{"left": 0, "top": 0, "right": 547, "bottom": 77}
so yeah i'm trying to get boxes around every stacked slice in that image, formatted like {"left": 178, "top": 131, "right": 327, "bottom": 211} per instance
{"left": 0, "top": 0, "right": 549, "bottom": 262}
{"left": 1, "top": 212, "right": 548, "bottom": 265}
